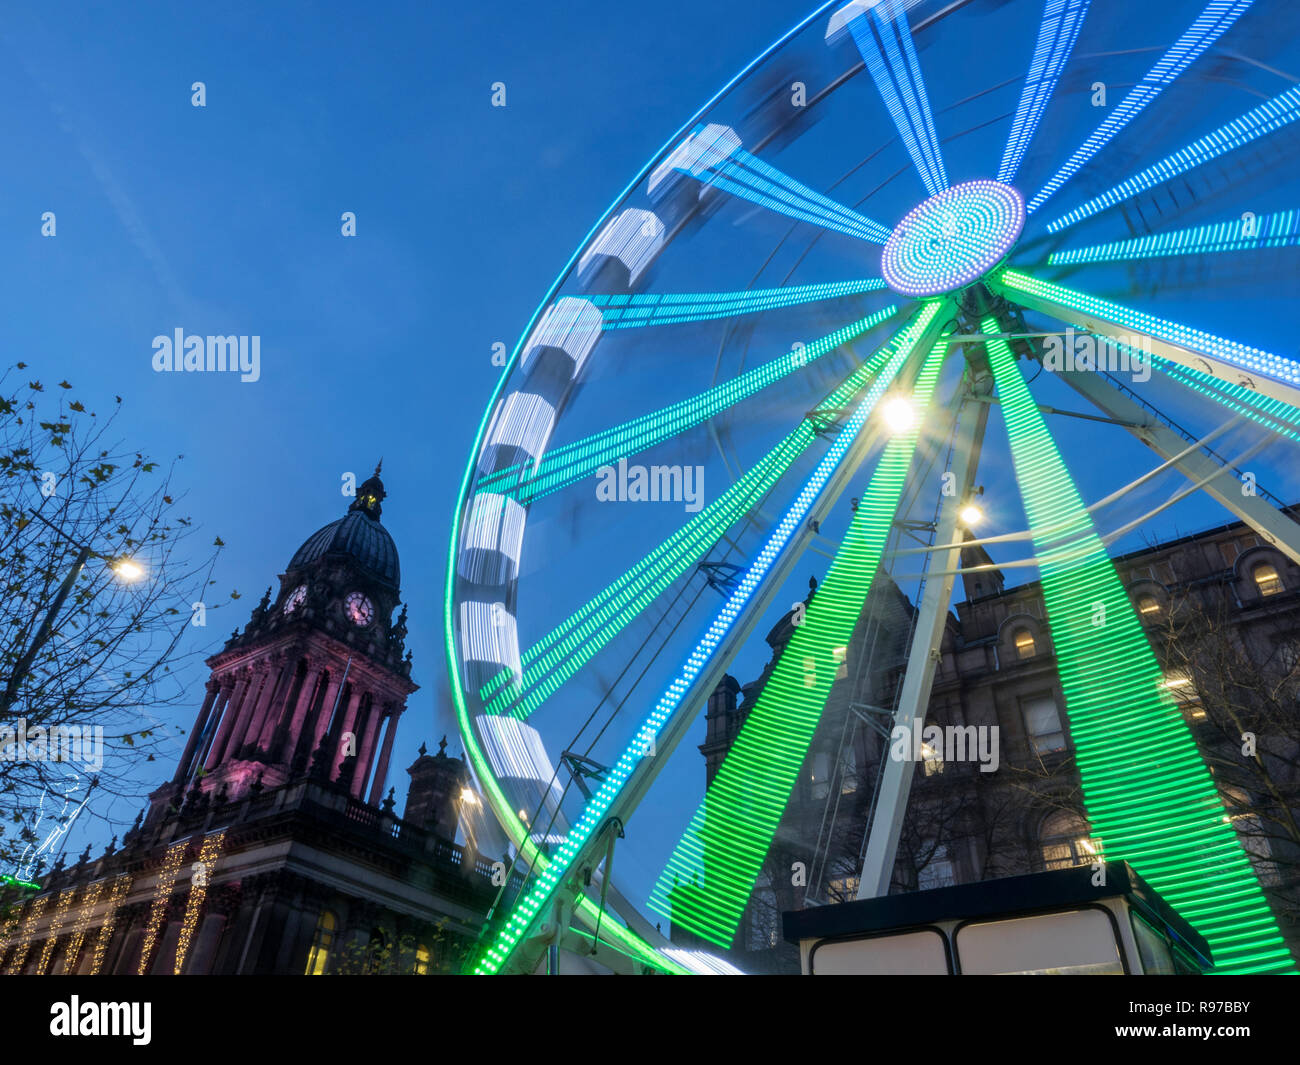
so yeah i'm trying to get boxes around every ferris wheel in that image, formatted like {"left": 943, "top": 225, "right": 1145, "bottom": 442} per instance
{"left": 446, "top": 0, "right": 1300, "bottom": 974}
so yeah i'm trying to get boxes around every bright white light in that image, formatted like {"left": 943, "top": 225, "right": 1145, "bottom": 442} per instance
{"left": 959, "top": 504, "right": 983, "bottom": 526}
{"left": 460, "top": 787, "right": 479, "bottom": 806}
{"left": 113, "top": 559, "right": 145, "bottom": 582}
{"left": 881, "top": 397, "right": 915, "bottom": 433}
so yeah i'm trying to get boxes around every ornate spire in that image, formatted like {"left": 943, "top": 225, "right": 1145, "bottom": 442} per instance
{"left": 349, "top": 460, "right": 386, "bottom": 519}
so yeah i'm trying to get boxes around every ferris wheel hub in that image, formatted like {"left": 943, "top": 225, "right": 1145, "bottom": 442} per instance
{"left": 881, "top": 179, "right": 1025, "bottom": 298}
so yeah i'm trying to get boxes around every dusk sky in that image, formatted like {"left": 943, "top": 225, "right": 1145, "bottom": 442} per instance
{"left": 5, "top": 0, "right": 1299, "bottom": 893}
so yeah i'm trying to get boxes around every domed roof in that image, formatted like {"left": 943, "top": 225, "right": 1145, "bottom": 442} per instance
{"left": 287, "top": 464, "right": 400, "bottom": 588}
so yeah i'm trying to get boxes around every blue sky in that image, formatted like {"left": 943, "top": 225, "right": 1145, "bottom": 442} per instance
{"left": 5, "top": 0, "right": 1299, "bottom": 890}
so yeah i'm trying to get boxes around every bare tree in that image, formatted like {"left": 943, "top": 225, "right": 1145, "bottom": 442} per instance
{"left": 0, "top": 364, "right": 230, "bottom": 873}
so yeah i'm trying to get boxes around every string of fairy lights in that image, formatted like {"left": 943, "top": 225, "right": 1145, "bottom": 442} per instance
{"left": 174, "top": 831, "right": 228, "bottom": 975}
{"left": 35, "top": 888, "right": 76, "bottom": 975}
{"left": 136, "top": 839, "right": 189, "bottom": 975}
{"left": 90, "top": 875, "right": 133, "bottom": 975}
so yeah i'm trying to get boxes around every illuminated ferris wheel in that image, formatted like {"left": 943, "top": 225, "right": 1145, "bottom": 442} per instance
{"left": 447, "top": 0, "right": 1300, "bottom": 974}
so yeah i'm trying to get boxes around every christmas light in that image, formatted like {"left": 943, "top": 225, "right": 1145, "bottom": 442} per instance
{"left": 35, "top": 888, "right": 76, "bottom": 974}
{"left": 62, "top": 879, "right": 104, "bottom": 975}
{"left": 137, "top": 839, "right": 189, "bottom": 975}
{"left": 5, "top": 893, "right": 48, "bottom": 974}
{"left": 174, "top": 830, "right": 227, "bottom": 974}
{"left": 1027, "top": 0, "right": 1254, "bottom": 214}
{"left": 89, "top": 874, "right": 132, "bottom": 975}
{"left": 882, "top": 180, "right": 1025, "bottom": 297}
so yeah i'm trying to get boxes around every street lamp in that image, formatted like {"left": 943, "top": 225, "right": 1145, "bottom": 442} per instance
{"left": 0, "top": 511, "right": 146, "bottom": 717}
{"left": 959, "top": 504, "right": 983, "bottom": 526}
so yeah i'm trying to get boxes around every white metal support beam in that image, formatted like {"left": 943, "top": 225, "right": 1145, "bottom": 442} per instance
{"left": 1059, "top": 368, "right": 1300, "bottom": 566}
{"left": 857, "top": 377, "right": 989, "bottom": 899}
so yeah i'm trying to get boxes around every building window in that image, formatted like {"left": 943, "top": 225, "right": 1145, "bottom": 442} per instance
{"left": 1021, "top": 693, "right": 1066, "bottom": 754}
{"left": 1013, "top": 628, "right": 1036, "bottom": 659}
{"left": 921, "top": 740, "right": 944, "bottom": 776}
{"left": 413, "top": 943, "right": 431, "bottom": 975}
{"left": 1253, "top": 562, "right": 1283, "bottom": 597}
{"left": 1137, "top": 594, "right": 1160, "bottom": 618}
{"left": 1162, "top": 672, "right": 1205, "bottom": 720}
{"left": 917, "top": 844, "right": 954, "bottom": 890}
{"left": 1040, "top": 811, "right": 1096, "bottom": 870}
{"left": 304, "top": 910, "right": 337, "bottom": 975}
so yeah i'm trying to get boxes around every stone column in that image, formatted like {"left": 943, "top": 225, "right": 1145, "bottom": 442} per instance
{"left": 267, "top": 664, "right": 321, "bottom": 761}
{"left": 331, "top": 689, "right": 365, "bottom": 783}
{"left": 197, "top": 679, "right": 235, "bottom": 771}
{"left": 367, "top": 707, "right": 401, "bottom": 806}
{"left": 238, "top": 661, "right": 286, "bottom": 758}
{"left": 208, "top": 670, "right": 253, "bottom": 768}
{"left": 174, "top": 681, "right": 220, "bottom": 784}
{"left": 351, "top": 700, "right": 386, "bottom": 799}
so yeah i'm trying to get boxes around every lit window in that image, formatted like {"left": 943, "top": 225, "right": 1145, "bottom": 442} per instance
{"left": 1013, "top": 628, "right": 1036, "bottom": 659}
{"left": 305, "top": 910, "right": 337, "bottom": 975}
{"left": 921, "top": 742, "right": 944, "bottom": 776}
{"left": 1137, "top": 594, "right": 1160, "bottom": 617}
{"left": 1162, "top": 672, "right": 1205, "bottom": 720}
{"left": 414, "top": 944, "right": 431, "bottom": 975}
{"left": 1253, "top": 562, "right": 1283, "bottom": 596}
{"left": 1040, "top": 811, "right": 1096, "bottom": 870}
{"left": 1021, "top": 693, "right": 1065, "bottom": 754}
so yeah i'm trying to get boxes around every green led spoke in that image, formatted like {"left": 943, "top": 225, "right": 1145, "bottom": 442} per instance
{"left": 589, "top": 279, "right": 887, "bottom": 329}
{"left": 647, "top": 338, "right": 952, "bottom": 947}
{"left": 981, "top": 316, "right": 1294, "bottom": 974}
{"left": 998, "top": 268, "right": 1300, "bottom": 396}
{"left": 1049, "top": 209, "right": 1300, "bottom": 265}
{"left": 480, "top": 335, "right": 913, "bottom": 718}
{"left": 472, "top": 306, "right": 944, "bottom": 975}
{"left": 478, "top": 305, "right": 900, "bottom": 506}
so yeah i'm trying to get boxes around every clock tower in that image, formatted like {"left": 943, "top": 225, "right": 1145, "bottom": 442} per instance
{"left": 157, "top": 463, "right": 418, "bottom": 815}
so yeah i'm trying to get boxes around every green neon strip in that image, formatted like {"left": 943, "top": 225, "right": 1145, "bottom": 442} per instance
{"left": 480, "top": 334, "right": 911, "bottom": 718}
{"left": 999, "top": 268, "right": 1300, "bottom": 394}
{"left": 477, "top": 305, "right": 900, "bottom": 506}
{"left": 1049, "top": 209, "right": 1300, "bottom": 265}
{"left": 472, "top": 305, "right": 943, "bottom": 975}
{"left": 647, "top": 338, "right": 951, "bottom": 946}
{"left": 981, "top": 316, "right": 1294, "bottom": 974}
{"left": 589, "top": 279, "right": 887, "bottom": 329}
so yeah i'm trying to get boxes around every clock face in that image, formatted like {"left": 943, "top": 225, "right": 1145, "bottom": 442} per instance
{"left": 283, "top": 584, "right": 308, "bottom": 615}
{"left": 345, "top": 591, "right": 374, "bottom": 627}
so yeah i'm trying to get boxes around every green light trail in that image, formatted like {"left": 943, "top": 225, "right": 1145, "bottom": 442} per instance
{"left": 981, "top": 315, "right": 1294, "bottom": 974}
{"left": 481, "top": 332, "right": 909, "bottom": 719}
{"left": 478, "top": 305, "right": 900, "bottom": 506}
{"left": 647, "top": 337, "right": 951, "bottom": 946}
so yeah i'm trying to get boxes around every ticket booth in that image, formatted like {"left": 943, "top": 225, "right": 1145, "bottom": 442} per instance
{"left": 782, "top": 861, "right": 1211, "bottom": 975}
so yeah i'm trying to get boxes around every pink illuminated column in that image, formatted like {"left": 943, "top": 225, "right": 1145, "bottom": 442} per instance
{"left": 367, "top": 706, "right": 401, "bottom": 806}
{"left": 238, "top": 661, "right": 287, "bottom": 757}
{"left": 262, "top": 663, "right": 319, "bottom": 756}
{"left": 307, "top": 669, "right": 345, "bottom": 763}
{"left": 205, "top": 673, "right": 251, "bottom": 771}
{"left": 351, "top": 701, "right": 386, "bottom": 799}
{"left": 174, "top": 680, "right": 220, "bottom": 784}
{"left": 331, "top": 688, "right": 365, "bottom": 782}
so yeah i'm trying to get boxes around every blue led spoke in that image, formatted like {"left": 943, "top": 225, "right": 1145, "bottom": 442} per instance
{"left": 1049, "top": 209, "right": 1300, "bottom": 264}
{"left": 835, "top": 1, "right": 949, "bottom": 196}
{"left": 1046, "top": 85, "right": 1300, "bottom": 233}
{"left": 588, "top": 279, "right": 887, "bottom": 329}
{"left": 1027, "top": 0, "right": 1255, "bottom": 214}
{"left": 999, "top": 0, "right": 1092, "bottom": 184}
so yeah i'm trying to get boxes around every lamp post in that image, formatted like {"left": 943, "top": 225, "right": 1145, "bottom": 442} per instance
{"left": 0, "top": 511, "right": 144, "bottom": 718}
